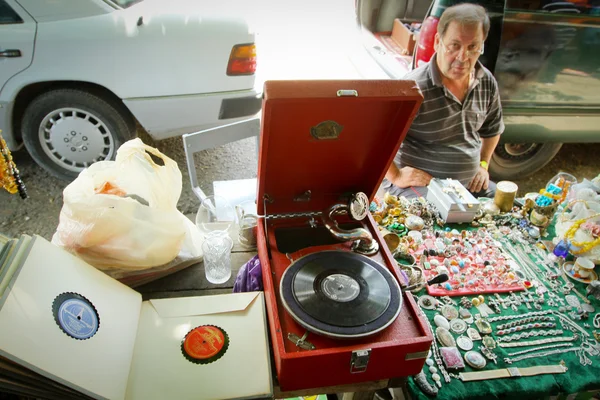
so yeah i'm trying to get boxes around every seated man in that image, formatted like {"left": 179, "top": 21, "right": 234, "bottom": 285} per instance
{"left": 381, "top": 3, "right": 504, "bottom": 199}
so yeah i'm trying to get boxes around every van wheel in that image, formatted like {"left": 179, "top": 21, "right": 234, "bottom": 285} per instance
{"left": 21, "top": 89, "right": 136, "bottom": 181}
{"left": 489, "top": 142, "right": 563, "bottom": 181}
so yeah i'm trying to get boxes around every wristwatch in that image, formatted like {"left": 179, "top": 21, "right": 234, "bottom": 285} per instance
{"left": 480, "top": 160, "right": 489, "bottom": 170}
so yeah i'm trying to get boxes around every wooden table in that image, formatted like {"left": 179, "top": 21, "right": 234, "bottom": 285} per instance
{"left": 135, "top": 225, "right": 407, "bottom": 400}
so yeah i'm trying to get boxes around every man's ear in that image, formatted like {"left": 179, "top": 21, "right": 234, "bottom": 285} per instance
{"left": 434, "top": 33, "right": 440, "bottom": 51}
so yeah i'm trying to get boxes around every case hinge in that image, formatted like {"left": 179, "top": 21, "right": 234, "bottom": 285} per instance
{"left": 350, "top": 349, "right": 371, "bottom": 374}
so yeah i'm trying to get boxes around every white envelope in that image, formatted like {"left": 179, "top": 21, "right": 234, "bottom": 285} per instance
{"left": 0, "top": 236, "right": 272, "bottom": 400}
{"left": 126, "top": 292, "right": 272, "bottom": 400}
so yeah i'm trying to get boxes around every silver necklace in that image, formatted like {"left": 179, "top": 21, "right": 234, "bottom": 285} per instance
{"left": 496, "top": 329, "right": 564, "bottom": 343}
{"left": 506, "top": 343, "right": 574, "bottom": 357}
{"left": 504, "top": 347, "right": 579, "bottom": 364}
{"left": 488, "top": 310, "right": 549, "bottom": 323}
{"left": 498, "top": 334, "right": 579, "bottom": 348}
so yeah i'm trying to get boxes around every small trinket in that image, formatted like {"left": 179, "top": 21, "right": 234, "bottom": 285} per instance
{"left": 414, "top": 371, "right": 439, "bottom": 395}
{"left": 459, "top": 307, "right": 472, "bottom": 320}
{"left": 440, "top": 347, "right": 465, "bottom": 370}
{"left": 441, "top": 304, "right": 459, "bottom": 320}
{"left": 464, "top": 351, "right": 487, "bottom": 369}
{"left": 482, "top": 336, "right": 496, "bottom": 349}
{"left": 467, "top": 327, "right": 482, "bottom": 341}
{"left": 475, "top": 318, "right": 492, "bottom": 335}
{"left": 435, "top": 327, "right": 457, "bottom": 347}
{"left": 434, "top": 314, "right": 450, "bottom": 330}
{"left": 457, "top": 335, "right": 474, "bottom": 351}
{"left": 405, "top": 215, "right": 425, "bottom": 231}
{"left": 479, "top": 346, "right": 498, "bottom": 364}
{"left": 418, "top": 295, "right": 438, "bottom": 310}
{"left": 450, "top": 318, "right": 468, "bottom": 334}
{"left": 426, "top": 358, "right": 435, "bottom": 366}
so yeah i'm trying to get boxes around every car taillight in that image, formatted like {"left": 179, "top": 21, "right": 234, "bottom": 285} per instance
{"left": 227, "top": 43, "right": 257, "bottom": 76}
{"left": 415, "top": 16, "right": 439, "bottom": 68}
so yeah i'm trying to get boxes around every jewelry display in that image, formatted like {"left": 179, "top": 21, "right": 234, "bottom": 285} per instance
{"left": 498, "top": 334, "right": 579, "bottom": 348}
{"left": 482, "top": 336, "right": 496, "bottom": 349}
{"left": 496, "top": 329, "right": 564, "bottom": 343}
{"left": 506, "top": 342, "right": 574, "bottom": 357}
{"left": 434, "top": 314, "right": 450, "bottom": 330}
{"left": 413, "top": 293, "right": 451, "bottom": 383}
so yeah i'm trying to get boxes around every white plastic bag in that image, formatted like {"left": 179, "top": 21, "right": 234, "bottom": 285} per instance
{"left": 52, "top": 138, "right": 202, "bottom": 274}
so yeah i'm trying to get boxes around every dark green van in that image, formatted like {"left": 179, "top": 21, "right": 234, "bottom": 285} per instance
{"left": 357, "top": 0, "right": 600, "bottom": 180}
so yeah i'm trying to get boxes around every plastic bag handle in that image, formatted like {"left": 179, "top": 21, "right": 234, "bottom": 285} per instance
{"left": 129, "top": 141, "right": 177, "bottom": 171}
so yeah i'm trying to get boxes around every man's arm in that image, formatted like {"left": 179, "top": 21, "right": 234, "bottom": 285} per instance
{"left": 480, "top": 135, "right": 501, "bottom": 165}
{"left": 385, "top": 163, "right": 433, "bottom": 189}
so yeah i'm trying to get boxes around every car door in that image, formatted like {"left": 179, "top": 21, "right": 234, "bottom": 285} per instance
{"left": 0, "top": 0, "right": 35, "bottom": 93}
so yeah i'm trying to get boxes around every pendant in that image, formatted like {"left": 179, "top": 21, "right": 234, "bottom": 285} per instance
{"left": 441, "top": 304, "right": 459, "bottom": 320}
{"left": 436, "top": 327, "right": 457, "bottom": 347}
{"left": 440, "top": 346, "right": 465, "bottom": 369}
{"left": 450, "top": 318, "right": 468, "bottom": 334}
{"left": 457, "top": 335, "right": 474, "bottom": 351}
{"left": 434, "top": 314, "right": 450, "bottom": 330}
{"left": 482, "top": 335, "right": 496, "bottom": 349}
{"left": 467, "top": 327, "right": 482, "bottom": 341}
{"left": 464, "top": 350, "right": 487, "bottom": 369}
{"left": 475, "top": 318, "right": 492, "bottom": 335}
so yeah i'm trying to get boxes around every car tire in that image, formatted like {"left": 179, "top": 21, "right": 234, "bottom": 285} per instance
{"left": 21, "top": 89, "right": 136, "bottom": 181}
{"left": 489, "top": 142, "right": 563, "bottom": 181}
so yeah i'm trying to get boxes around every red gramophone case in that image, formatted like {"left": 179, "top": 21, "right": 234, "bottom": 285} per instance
{"left": 256, "top": 80, "right": 432, "bottom": 391}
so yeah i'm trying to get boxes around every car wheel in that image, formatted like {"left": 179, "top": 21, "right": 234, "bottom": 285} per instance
{"left": 21, "top": 89, "right": 136, "bottom": 181}
{"left": 489, "top": 142, "right": 563, "bottom": 181}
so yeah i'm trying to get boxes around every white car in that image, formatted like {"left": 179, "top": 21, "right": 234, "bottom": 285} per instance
{"left": 0, "top": 0, "right": 260, "bottom": 180}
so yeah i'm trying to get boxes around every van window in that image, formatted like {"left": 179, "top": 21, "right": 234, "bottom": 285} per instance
{"left": 0, "top": 0, "right": 22, "bottom": 24}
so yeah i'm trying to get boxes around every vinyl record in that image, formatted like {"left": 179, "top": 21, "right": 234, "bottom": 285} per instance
{"left": 280, "top": 250, "right": 402, "bottom": 339}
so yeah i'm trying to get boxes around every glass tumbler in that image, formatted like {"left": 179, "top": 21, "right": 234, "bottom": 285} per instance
{"left": 196, "top": 195, "right": 234, "bottom": 237}
{"left": 202, "top": 233, "right": 234, "bottom": 284}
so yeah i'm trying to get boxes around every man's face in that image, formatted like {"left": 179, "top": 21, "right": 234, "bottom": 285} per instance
{"left": 435, "top": 21, "right": 485, "bottom": 82}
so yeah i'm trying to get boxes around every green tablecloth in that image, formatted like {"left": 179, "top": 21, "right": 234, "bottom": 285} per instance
{"left": 406, "top": 280, "right": 600, "bottom": 400}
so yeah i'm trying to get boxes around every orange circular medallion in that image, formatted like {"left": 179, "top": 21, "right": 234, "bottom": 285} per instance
{"left": 182, "top": 325, "right": 229, "bottom": 364}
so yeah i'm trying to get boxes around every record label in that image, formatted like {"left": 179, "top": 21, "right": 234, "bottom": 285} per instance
{"left": 52, "top": 293, "right": 99, "bottom": 340}
{"left": 182, "top": 325, "right": 229, "bottom": 364}
{"left": 321, "top": 274, "right": 360, "bottom": 302}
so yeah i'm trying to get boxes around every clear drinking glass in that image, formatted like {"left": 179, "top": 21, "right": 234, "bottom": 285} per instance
{"left": 202, "top": 234, "right": 234, "bottom": 284}
{"left": 195, "top": 195, "right": 234, "bottom": 237}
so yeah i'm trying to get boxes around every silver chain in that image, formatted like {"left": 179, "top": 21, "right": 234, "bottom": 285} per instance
{"left": 263, "top": 211, "right": 322, "bottom": 220}
{"left": 488, "top": 310, "right": 550, "bottom": 323}
{"left": 496, "top": 329, "right": 564, "bottom": 343}
{"left": 499, "top": 335, "right": 579, "bottom": 348}
{"left": 506, "top": 343, "right": 574, "bottom": 357}
{"left": 497, "top": 316, "right": 555, "bottom": 330}
{"left": 504, "top": 347, "right": 580, "bottom": 364}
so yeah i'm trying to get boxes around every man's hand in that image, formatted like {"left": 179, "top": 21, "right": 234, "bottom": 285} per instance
{"left": 392, "top": 166, "right": 433, "bottom": 188}
{"left": 468, "top": 167, "right": 490, "bottom": 193}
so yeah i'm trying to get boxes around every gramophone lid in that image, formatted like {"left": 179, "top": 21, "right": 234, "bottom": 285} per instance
{"left": 257, "top": 80, "right": 423, "bottom": 216}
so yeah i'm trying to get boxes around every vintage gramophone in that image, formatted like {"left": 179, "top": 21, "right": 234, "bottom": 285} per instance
{"left": 256, "top": 80, "right": 433, "bottom": 391}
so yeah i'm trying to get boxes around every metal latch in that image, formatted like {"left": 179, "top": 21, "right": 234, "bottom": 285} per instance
{"left": 350, "top": 349, "right": 371, "bottom": 373}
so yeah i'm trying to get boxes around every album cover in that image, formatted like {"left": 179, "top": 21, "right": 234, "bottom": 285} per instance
{"left": 0, "top": 235, "right": 272, "bottom": 400}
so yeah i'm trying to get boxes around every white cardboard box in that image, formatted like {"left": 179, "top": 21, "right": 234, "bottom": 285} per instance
{"left": 0, "top": 236, "right": 272, "bottom": 400}
{"left": 426, "top": 179, "right": 480, "bottom": 223}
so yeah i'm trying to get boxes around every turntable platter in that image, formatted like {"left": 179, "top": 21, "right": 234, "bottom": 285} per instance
{"left": 280, "top": 250, "right": 402, "bottom": 339}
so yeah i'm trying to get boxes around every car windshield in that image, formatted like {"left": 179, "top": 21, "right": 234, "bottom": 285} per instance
{"left": 112, "top": 0, "right": 143, "bottom": 8}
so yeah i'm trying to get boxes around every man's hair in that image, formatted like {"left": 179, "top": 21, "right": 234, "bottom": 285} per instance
{"left": 438, "top": 3, "right": 490, "bottom": 40}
